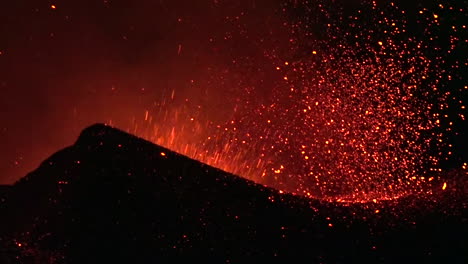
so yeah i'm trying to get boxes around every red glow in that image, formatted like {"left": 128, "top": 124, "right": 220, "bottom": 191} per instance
{"left": 110, "top": 1, "right": 465, "bottom": 203}
{"left": 1, "top": 1, "right": 463, "bottom": 204}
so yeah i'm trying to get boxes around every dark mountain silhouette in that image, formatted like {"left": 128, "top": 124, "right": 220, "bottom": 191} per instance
{"left": 0, "top": 124, "right": 466, "bottom": 263}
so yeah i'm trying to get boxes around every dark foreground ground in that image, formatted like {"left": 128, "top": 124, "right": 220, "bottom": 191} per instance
{"left": 0, "top": 124, "right": 466, "bottom": 263}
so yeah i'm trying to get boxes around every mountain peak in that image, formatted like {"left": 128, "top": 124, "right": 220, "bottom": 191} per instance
{"left": 0, "top": 124, "right": 465, "bottom": 263}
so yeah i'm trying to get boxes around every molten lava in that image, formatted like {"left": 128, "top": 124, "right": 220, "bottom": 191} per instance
{"left": 107, "top": 0, "right": 465, "bottom": 203}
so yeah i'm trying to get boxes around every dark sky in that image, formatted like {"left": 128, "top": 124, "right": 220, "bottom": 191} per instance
{"left": 0, "top": 0, "right": 291, "bottom": 184}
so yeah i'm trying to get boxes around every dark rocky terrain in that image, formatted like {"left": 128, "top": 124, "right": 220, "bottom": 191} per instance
{"left": 0, "top": 124, "right": 466, "bottom": 263}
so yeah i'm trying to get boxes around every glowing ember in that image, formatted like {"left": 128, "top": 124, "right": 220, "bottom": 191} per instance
{"left": 105, "top": 0, "right": 465, "bottom": 203}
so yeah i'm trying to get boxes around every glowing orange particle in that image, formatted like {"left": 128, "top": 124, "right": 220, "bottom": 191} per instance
{"left": 126, "top": 1, "right": 462, "bottom": 203}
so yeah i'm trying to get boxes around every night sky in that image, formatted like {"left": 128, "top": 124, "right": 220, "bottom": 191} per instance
{"left": 0, "top": 0, "right": 466, "bottom": 201}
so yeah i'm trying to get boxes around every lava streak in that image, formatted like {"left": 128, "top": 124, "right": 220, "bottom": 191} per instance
{"left": 117, "top": 0, "right": 465, "bottom": 202}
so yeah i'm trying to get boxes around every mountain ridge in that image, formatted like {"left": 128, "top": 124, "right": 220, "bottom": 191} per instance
{"left": 0, "top": 123, "right": 465, "bottom": 263}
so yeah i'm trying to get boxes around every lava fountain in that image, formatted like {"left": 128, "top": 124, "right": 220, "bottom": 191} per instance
{"left": 112, "top": 0, "right": 466, "bottom": 202}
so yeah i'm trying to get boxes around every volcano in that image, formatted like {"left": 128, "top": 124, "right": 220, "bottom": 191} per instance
{"left": 0, "top": 124, "right": 466, "bottom": 263}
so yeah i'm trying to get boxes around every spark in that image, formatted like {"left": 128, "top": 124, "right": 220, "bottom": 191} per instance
{"left": 129, "top": 0, "right": 463, "bottom": 203}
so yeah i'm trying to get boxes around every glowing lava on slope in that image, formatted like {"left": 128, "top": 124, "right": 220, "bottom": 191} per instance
{"left": 113, "top": 0, "right": 466, "bottom": 202}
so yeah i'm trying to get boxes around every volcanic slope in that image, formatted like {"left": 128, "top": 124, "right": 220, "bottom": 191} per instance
{"left": 0, "top": 124, "right": 466, "bottom": 263}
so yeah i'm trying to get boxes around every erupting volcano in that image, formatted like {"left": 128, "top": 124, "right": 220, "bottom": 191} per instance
{"left": 0, "top": 0, "right": 466, "bottom": 262}
{"left": 1, "top": 0, "right": 466, "bottom": 202}
{"left": 106, "top": 0, "right": 466, "bottom": 202}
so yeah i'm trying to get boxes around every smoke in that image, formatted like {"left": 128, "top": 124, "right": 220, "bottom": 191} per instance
{"left": 0, "top": 0, "right": 287, "bottom": 183}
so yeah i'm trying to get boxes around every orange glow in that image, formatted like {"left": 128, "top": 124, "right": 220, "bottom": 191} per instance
{"left": 109, "top": 0, "right": 461, "bottom": 204}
